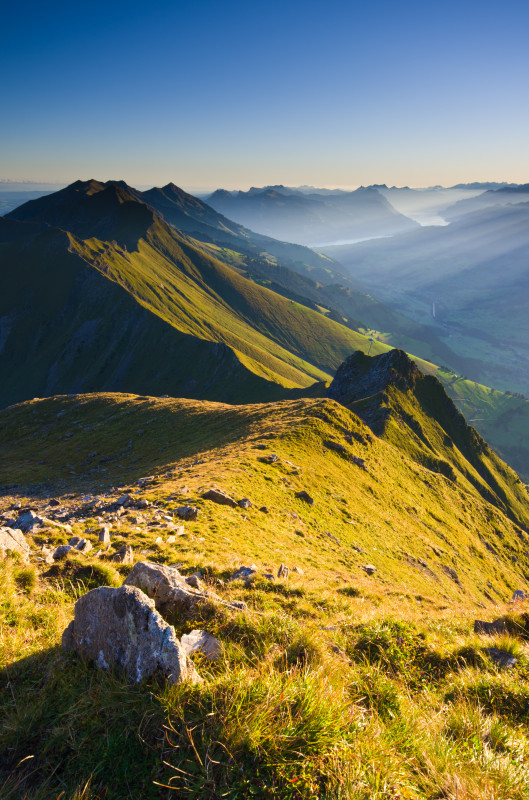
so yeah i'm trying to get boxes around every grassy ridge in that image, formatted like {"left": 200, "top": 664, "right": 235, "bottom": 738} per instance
{"left": 3, "top": 392, "right": 529, "bottom": 797}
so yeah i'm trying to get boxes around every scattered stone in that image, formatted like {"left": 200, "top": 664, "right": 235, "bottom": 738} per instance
{"left": 116, "top": 494, "right": 133, "bottom": 507}
{"left": 260, "top": 454, "right": 279, "bottom": 464}
{"left": 255, "top": 444, "right": 267, "bottom": 450}
{"left": 112, "top": 545, "right": 133, "bottom": 564}
{"left": 277, "top": 563, "right": 289, "bottom": 580}
{"left": 40, "top": 545, "right": 55, "bottom": 564}
{"left": 116, "top": 507, "right": 126, "bottom": 518}
{"left": 125, "top": 560, "right": 244, "bottom": 613}
{"left": 363, "top": 564, "right": 376, "bottom": 575}
{"left": 176, "top": 506, "right": 199, "bottom": 521}
{"left": 154, "top": 536, "right": 163, "bottom": 545}
{"left": 0, "top": 527, "right": 30, "bottom": 561}
{"left": 68, "top": 536, "right": 82, "bottom": 547}
{"left": 166, "top": 535, "right": 176, "bottom": 544}
{"left": 325, "top": 532, "right": 341, "bottom": 546}
{"left": 230, "top": 565, "right": 259, "bottom": 582}
{"left": 238, "top": 498, "right": 252, "bottom": 509}
{"left": 13, "top": 510, "right": 41, "bottom": 532}
{"left": 263, "top": 573, "right": 275, "bottom": 581}
{"left": 512, "top": 589, "right": 526, "bottom": 602}
{"left": 474, "top": 618, "right": 507, "bottom": 635}
{"left": 99, "top": 526, "right": 111, "bottom": 544}
{"left": 181, "top": 629, "right": 222, "bottom": 660}
{"left": 484, "top": 648, "right": 517, "bottom": 669}
{"left": 295, "top": 491, "right": 314, "bottom": 506}
{"left": 292, "top": 566, "right": 304, "bottom": 575}
{"left": 259, "top": 506, "right": 269, "bottom": 514}
{"left": 202, "top": 489, "right": 237, "bottom": 508}
{"left": 135, "top": 499, "right": 150, "bottom": 509}
{"left": 185, "top": 573, "right": 204, "bottom": 590}
{"left": 53, "top": 545, "right": 73, "bottom": 560}
{"left": 48, "top": 498, "right": 61, "bottom": 507}
{"left": 76, "top": 539, "right": 93, "bottom": 554}
{"left": 62, "top": 585, "right": 200, "bottom": 684}
{"left": 137, "top": 476, "right": 155, "bottom": 488}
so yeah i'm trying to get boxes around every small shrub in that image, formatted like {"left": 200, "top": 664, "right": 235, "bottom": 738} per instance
{"left": 15, "top": 566, "right": 37, "bottom": 593}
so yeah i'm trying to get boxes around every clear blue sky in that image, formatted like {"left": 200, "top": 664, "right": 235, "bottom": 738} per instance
{"left": 2, "top": 0, "right": 529, "bottom": 190}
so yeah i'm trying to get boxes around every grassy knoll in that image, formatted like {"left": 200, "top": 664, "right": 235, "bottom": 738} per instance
{"left": 2, "top": 392, "right": 529, "bottom": 797}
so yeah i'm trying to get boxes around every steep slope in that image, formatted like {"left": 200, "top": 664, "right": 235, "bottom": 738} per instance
{"left": 327, "top": 349, "right": 529, "bottom": 528}
{"left": 2, "top": 182, "right": 401, "bottom": 408}
{"left": 207, "top": 185, "right": 419, "bottom": 246}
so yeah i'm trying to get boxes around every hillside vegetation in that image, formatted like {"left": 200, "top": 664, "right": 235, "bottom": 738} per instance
{"left": 3, "top": 351, "right": 529, "bottom": 798}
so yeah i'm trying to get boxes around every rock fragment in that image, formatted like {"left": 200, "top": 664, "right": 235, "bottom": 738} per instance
{"left": 230, "top": 565, "right": 258, "bottom": 582}
{"left": 176, "top": 506, "right": 199, "bottom": 521}
{"left": 61, "top": 585, "right": 200, "bottom": 684}
{"left": 116, "top": 494, "right": 133, "bottom": 507}
{"left": 99, "top": 526, "right": 111, "bottom": 543}
{"left": 484, "top": 648, "right": 517, "bottom": 669}
{"left": 363, "top": 564, "right": 376, "bottom": 575}
{"left": 277, "top": 563, "right": 289, "bottom": 579}
{"left": 238, "top": 498, "right": 252, "bottom": 509}
{"left": 0, "top": 527, "right": 30, "bottom": 561}
{"left": 180, "top": 630, "right": 222, "bottom": 660}
{"left": 53, "top": 545, "right": 73, "bottom": 560}
{"left": 202, "top": 489, "right": 237, "bottom": 508}
{"left": 474, "top": 618, "right": 507, "bottom": 635}
{"left": 112, "top": 545, "right": 133, "bottom": 564}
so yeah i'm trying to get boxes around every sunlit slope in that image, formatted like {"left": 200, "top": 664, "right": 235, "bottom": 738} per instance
{"left": 1, "top": 390, "right": 529, "bottom": 605}
{"left": 0, "top": 219, "right": 293, "bottom": 407}
{"left": 328, "top": 350, "right": 529, "bottom": 528}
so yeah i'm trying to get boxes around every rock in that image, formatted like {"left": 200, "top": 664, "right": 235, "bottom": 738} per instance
{"left": 112, "top": 545, "right": 133, "bottom": 564}
{"left": 325, "top": 531, "right": 341, "bottom": 546}
{"left": 13, "top": 510, "right": 41, "bottom": 532}
{"left": 176, "top": 506, "right": 199, "bottom": 521}
{"left": 137, "top": 476, "right": 155, "bottom": 488}
{"left": 48, "top": 498, "right": 61, "bottom": 507}
{"left": 255, "top": 444, "right": 267, "bottom": 450}
{"left": 202, "top": 489, "right": 237, "bottom": 508}
{"left": 116, "top": 494, "right": 133, "bottom": 507}
{"left": 76, "top": 539, "right": 93, "bottom": 554}
{"left": 259, "top": 454, "right": 279, "bottom": 464}
{"left": 116, "top": 507, "right": 126, "bottom": 518}
{"left": 0, "top": 527, "right": 30, "bottom": 561}
{"left": 363, "top": 564, "right": 376, "bottom": 575}
{"left": 53, "top": 545, "right": 73, "bottom": 560}
{"left": 99, "top": 526, "right": 111, "bottom": 544}
{"left": 238, "top": 498, "right": 252, "bottom": 509}
{"left": 292, "top": 566, "right": 304, "bottom": 575}
{"left": 185, "top": 573, "right": 204, "bottom": 590}
{"left": 474, "top": 618, "right": 507, "bottom": 635}
{"left": 484, "top": 648, "right": 517, "bottom": 669}
{"left": 512, "top": 589, "right": 526, "bottom": 602}
{"left": 181, "top": 629, "right": 222, "bottom": 660}
{"left": 231, "top": 565, "right": 259, "bottom": 582}
{"left": 166, "top": 535, "right": 176, "bottom": 544}
{"left": 441, "top": 565, "right": 462, "bottom": 587}
{"left": 61, "top": 585, "right": 200, "bottom": 684}
{"left": 125, "top": 561, "right": 231, "bottom": 614}
{"left": 263, "top": 573, "right": 275, "bottom": 581}
{"left": 69, "top": 536, "right": 82, "bottom": 547}
{"left": 135, "top": 499, "right": 150, "bottom": 509}
{"left": 40, "top": 545, "right": 55, "bottom": 564}
{"left": 259, "top": 506, "right": 270, "bottom": 514}
{"left": 295, "top": 491, "right": 314, "bottom": 506}
{"left": 277, "top": 563, "right": 289, "bottom": 579}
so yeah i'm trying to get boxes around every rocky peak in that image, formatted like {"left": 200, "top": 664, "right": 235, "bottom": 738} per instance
{"left": 327, "top": 349, "right": 420, "bottom": 406}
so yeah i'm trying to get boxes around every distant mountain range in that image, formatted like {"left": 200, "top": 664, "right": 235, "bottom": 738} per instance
{"left": 206, "top": 185, "right": 420, "bottom": 245}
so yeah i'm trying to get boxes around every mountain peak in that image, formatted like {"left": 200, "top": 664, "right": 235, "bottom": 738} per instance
{"left": 327, "top": 349, "right": 419, "bottom": 405}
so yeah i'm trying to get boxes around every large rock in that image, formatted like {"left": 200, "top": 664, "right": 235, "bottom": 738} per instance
{"left": 124, "top": 561, "right": 246, "bottom": 613}
{"left": 181, "top": 629, "right": 222, "bottom": 660}
{"left": 202, "top": 489, "right": 237, "bottom": 508}
{"left": 176, "top": 506, "right": 199, "bottom": 521}
{"left": 474, "top": 618, "right": 507, "bottom": 635}
{"left": 62, "top": 585, "right": 200, "bottom": 684}
{"left": 0, "top": 527, "right": 30, "bottom": 561}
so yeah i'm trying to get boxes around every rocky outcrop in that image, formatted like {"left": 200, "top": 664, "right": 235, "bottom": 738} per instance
{"left": 62, "top": 585, "right": 200, "bottom": 684}
{"left": 0, "top": 527, "right": 30, "bottom": 561}
{"left": 202, "top": 489, "right": 237, "bottom": 508}
{"left": 124, "top": 561, "right": 246, "bottom": 613}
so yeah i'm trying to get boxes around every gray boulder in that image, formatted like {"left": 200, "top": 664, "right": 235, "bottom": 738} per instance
{"left": 13, "top": 510, "right": 41, "bottom": 532}
{"left": 238, "top": 498, "right": 252, "bottom": 509}
{"left": 512, "top": 590, "right": 526, "bottom": 602}
{"left": 295, "top": 491, "right": 314, "bottom": 506}
{"left": 181, "top": 629, "right": 222, "bottom": 660}
{"left": 231, "top": 565, "right": 258, "bottom": 582}
{"left": 0, "top": 527, "right": 30, "bottom": 561}
{"left": 363, "top": 564, "right": 376, "bottom": 575}
{"left": 112, "top": 545, "right": 133, "bottom": 564}
{"left": 202, "top": 489, "right": 237, "bottom": 508}
{"left": 53, "top": 545, "right": 73, "bottom": 560}
{"left": 124, "top": 561, "right": 242, "bottom": 613}
{"left": 277, "top": 563, "right": 289, "bottom": 579}
{"left": 484, "top": 648, "right": 517, "bottom": 669}
{"left": 99, "top": 526, "right": 111, "bottom": 544}
{"left": 176, "top": 506, "right": 199, "bottom": 521}
{"left": 62, "top": 585, "right": 201, "bottom": 684}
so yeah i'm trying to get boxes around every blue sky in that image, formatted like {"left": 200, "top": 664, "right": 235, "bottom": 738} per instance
{"left": 2, "top": 0, "right": 529, "bottom": 190}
